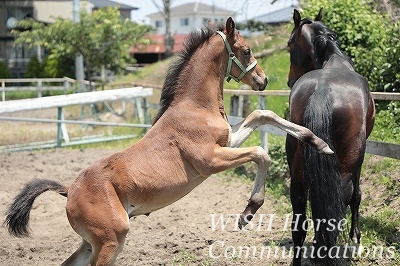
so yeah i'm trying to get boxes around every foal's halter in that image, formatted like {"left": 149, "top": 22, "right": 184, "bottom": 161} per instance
{"left": 216, "top": 31, "right": 257, "bottom": 82}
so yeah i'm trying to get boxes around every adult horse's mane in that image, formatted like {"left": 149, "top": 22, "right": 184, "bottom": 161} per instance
{"left": 152, "top": 22, "right": 225, "bottom": 124}
{"left": 310, "top": 20, "right": 353, "bottom": 67}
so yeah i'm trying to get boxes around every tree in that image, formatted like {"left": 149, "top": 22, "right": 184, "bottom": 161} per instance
{"left": 12, "top": 7, "right": 153, "bottom": 84}
{"left": 302, "top": 0, "right": 399, "bottom": 94}
{"left": 0, "top": 61, "right": 11, "bottom": 78}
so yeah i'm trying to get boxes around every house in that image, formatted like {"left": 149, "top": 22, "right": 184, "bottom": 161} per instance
{"left": 0, "top": 0, "right": 138, "bottom": 78}
{"left": 130, "top": 2, "right": 237, "bottom": 64}
{"left": 253, "top": 0, "right": 299, "bottom": 25}
{"left": 147, "top": 2, "right": 237, "bottom": 35}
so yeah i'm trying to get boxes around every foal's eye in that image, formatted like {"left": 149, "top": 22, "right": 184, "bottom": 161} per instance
{"left": 244, "top": 49, "right": 251, "bottom": 56}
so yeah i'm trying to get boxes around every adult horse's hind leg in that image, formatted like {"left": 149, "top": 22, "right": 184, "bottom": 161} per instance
{"left": 290, "top": 181, "right": 308, "bottom": 266}
{"left": 286, "top": 135, "right": 308, "bottom": 266}
{"left": 61, "top": 239, "right": 92, "bottom": 266}
{"left": 349, "top": 169, "right": 362, "bottom": 245}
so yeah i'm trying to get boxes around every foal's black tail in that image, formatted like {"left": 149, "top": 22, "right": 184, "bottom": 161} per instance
{"left": 4, "top": 179, "right": 68, "bottom": 237}
{"left": 303, "top": 87, "right": 345, "bottom": 265}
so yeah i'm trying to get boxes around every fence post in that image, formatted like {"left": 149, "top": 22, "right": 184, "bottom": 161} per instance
{"left": 258, "top": 95, "right": 268, "bottom": 152}
{"left": 57, "top": 107, "right": 70, "bottom": 147}
{"left": 239, "top": 85, "right": 251, "bottom": 117}
{"left": 2, "top": 80, "right": 5, "bottom": 101}
{"left": 37, "top": 79, "right": 42, "bottom": 98}
{"left": 121, "top": 84, "right": 126, "bottom": 113}
{"left": 142, "top": 98, "right": 150, "bottom": 126}
{"left": 57, "top": 107, "right": 63, "bottom": 147}
{"left": 63, "top": 79, "right": 69, "bottom": 95}
{"left": 230, "top": 95, "right": 239, "bottom": 117}
{"left": 135, "top": 98, "right": 145, "bottom": 124}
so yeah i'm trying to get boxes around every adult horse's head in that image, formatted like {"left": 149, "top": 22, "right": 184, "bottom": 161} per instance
{"left": 219, "top": 17, "right": 268, "bottom": 91}
{"left": 287, "top": 8, "right": 323, "bottom": 88}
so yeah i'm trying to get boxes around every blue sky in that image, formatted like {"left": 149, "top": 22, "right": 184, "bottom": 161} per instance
{"left": 114, "top": 0, "right": 298, "bottom": 23}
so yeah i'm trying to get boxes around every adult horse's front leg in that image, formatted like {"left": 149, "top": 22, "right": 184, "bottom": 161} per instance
{"left": 229, "top": 110, "right": 333, "bottom": 154}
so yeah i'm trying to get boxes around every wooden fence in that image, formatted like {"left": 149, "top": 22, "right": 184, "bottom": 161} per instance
{"left": 96, "top": 80, "right": 400, "bottom": 159}
{"left": 225, "top": 88, "right": 400, "bottom": 160}
{"left": 1, "top": 78, "right": 399, "bottom": 159}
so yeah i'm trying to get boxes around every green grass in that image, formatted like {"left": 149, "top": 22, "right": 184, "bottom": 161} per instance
{"left": 262, "top": 51, "right": 291, "bottom": 117}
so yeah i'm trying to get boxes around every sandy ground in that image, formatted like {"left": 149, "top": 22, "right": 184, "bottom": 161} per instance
{"left": 0, "top": 148, "right": 297, "bottom": 266}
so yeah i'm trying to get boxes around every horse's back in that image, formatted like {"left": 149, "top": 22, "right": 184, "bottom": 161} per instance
{"left": 290, "top": 68, "right": 372, "bottom": 126}
{"left": 289, "top": 67, "right": 374, "bottom": 174}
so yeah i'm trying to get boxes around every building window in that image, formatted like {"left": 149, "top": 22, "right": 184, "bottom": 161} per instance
{"left": 180, "top": 18, "right": 189, "bottom": 26}
{"left": 203, "top": 18, "right": 211, "bottom": 24}
{"left": 155, "top": 20, "right": 163, "bottom": 28}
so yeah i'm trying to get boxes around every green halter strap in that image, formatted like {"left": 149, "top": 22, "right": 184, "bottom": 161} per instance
{"left": 216, "top": 30, "right": 257, "bottom": 82}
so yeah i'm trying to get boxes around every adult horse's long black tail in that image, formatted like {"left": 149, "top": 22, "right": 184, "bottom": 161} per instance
{"left": 4, "top": 179, "right": 67, "bottom": 237}
{"left": 303, "top": 87, "right": 345, "bottom": 265}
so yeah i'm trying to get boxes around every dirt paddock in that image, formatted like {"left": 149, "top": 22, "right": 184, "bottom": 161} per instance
{"left": 0, "top": 148, "right": 296, "bottom": 266}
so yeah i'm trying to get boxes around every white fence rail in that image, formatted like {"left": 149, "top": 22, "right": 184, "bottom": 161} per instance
{"left": 0, "top": 77, "right": 98, "bottom": 101}
{"left": 0, "top": 87, "right": 153, "bottom": 151}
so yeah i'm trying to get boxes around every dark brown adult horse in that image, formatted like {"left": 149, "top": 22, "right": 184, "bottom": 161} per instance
{"left": 5, "top": 18, "right": 332, "bottom": 265}
{"left": 286, "top": 9, "right": 375, "bottom": 265}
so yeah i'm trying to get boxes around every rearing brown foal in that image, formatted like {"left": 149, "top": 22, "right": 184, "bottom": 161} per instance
{"left": 5, "top": 18, "right": 332, "bottom": 265}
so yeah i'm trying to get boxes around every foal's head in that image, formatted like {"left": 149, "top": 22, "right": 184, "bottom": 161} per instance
{"left": 218, "top": 17, "right": 268, "bottom": 91}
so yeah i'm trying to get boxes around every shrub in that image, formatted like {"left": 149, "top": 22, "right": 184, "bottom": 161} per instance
{"left": 25, "top": 56, "right": 43, "bottom": 78}
{"left": 302, "top": 0, "right": 399, "bottom": 95}
{"left": 0, "top": 61, "right": 11, "bottom": 78}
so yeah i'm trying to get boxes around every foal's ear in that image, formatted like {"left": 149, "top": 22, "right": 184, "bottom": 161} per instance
{"left": 293, "top": 9, "right": 301, "bottom": 28}
{"left": 226, "top": 17, "right": 236, "bottom": 37}
{"left": 315, "top": 8, "right": 323, "bottom": 21}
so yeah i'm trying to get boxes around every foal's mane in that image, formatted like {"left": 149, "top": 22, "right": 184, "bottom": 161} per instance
{"left": 309, "top": 20, "right": 353, "bottom": 66}
{"left": 152, "top": 22, "right": 225, "bottom": 124}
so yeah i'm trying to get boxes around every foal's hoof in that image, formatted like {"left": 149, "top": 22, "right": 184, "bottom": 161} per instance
{"left": 238, "top": 213, "right": 254, "bottom": 229}
{"left": 319, "top": 145, "right": 334, "bottom": 155}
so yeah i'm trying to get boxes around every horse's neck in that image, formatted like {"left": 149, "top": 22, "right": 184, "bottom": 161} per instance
{"left": 177, "top": 43, "right": 226, "bottom": 113}
{"left": 322, "top": 53, "right": 354, "bottom": 71}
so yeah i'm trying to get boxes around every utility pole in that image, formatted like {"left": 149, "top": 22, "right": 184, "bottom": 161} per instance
{"left": 73, "top": 0, "right": 85, "bottom": 90}
{"left": 163, "top": 0, "right": 173, "bottom": 58}
{"left": 152, "top": 0, "right": 174, "bottom": 58}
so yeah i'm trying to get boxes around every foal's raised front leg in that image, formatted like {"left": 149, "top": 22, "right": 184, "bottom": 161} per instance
{"left": 229, "top": 110, "right": 333, "bottom": 154}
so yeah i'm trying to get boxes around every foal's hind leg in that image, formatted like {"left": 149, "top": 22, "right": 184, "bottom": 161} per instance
{"left": 80, "top": 209, "right": 129, "bottom": 266}
{"left": 66, "top": 182, "right": 130, "bottom": 265}
{"left": 61, "top": 239, "right": 92, "bottom": 266}
{"left": 90, "top": 228, "right": 128, "bottom": 266}
{"left": 230, "top": 110, "right": 333, "bottom": 154}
